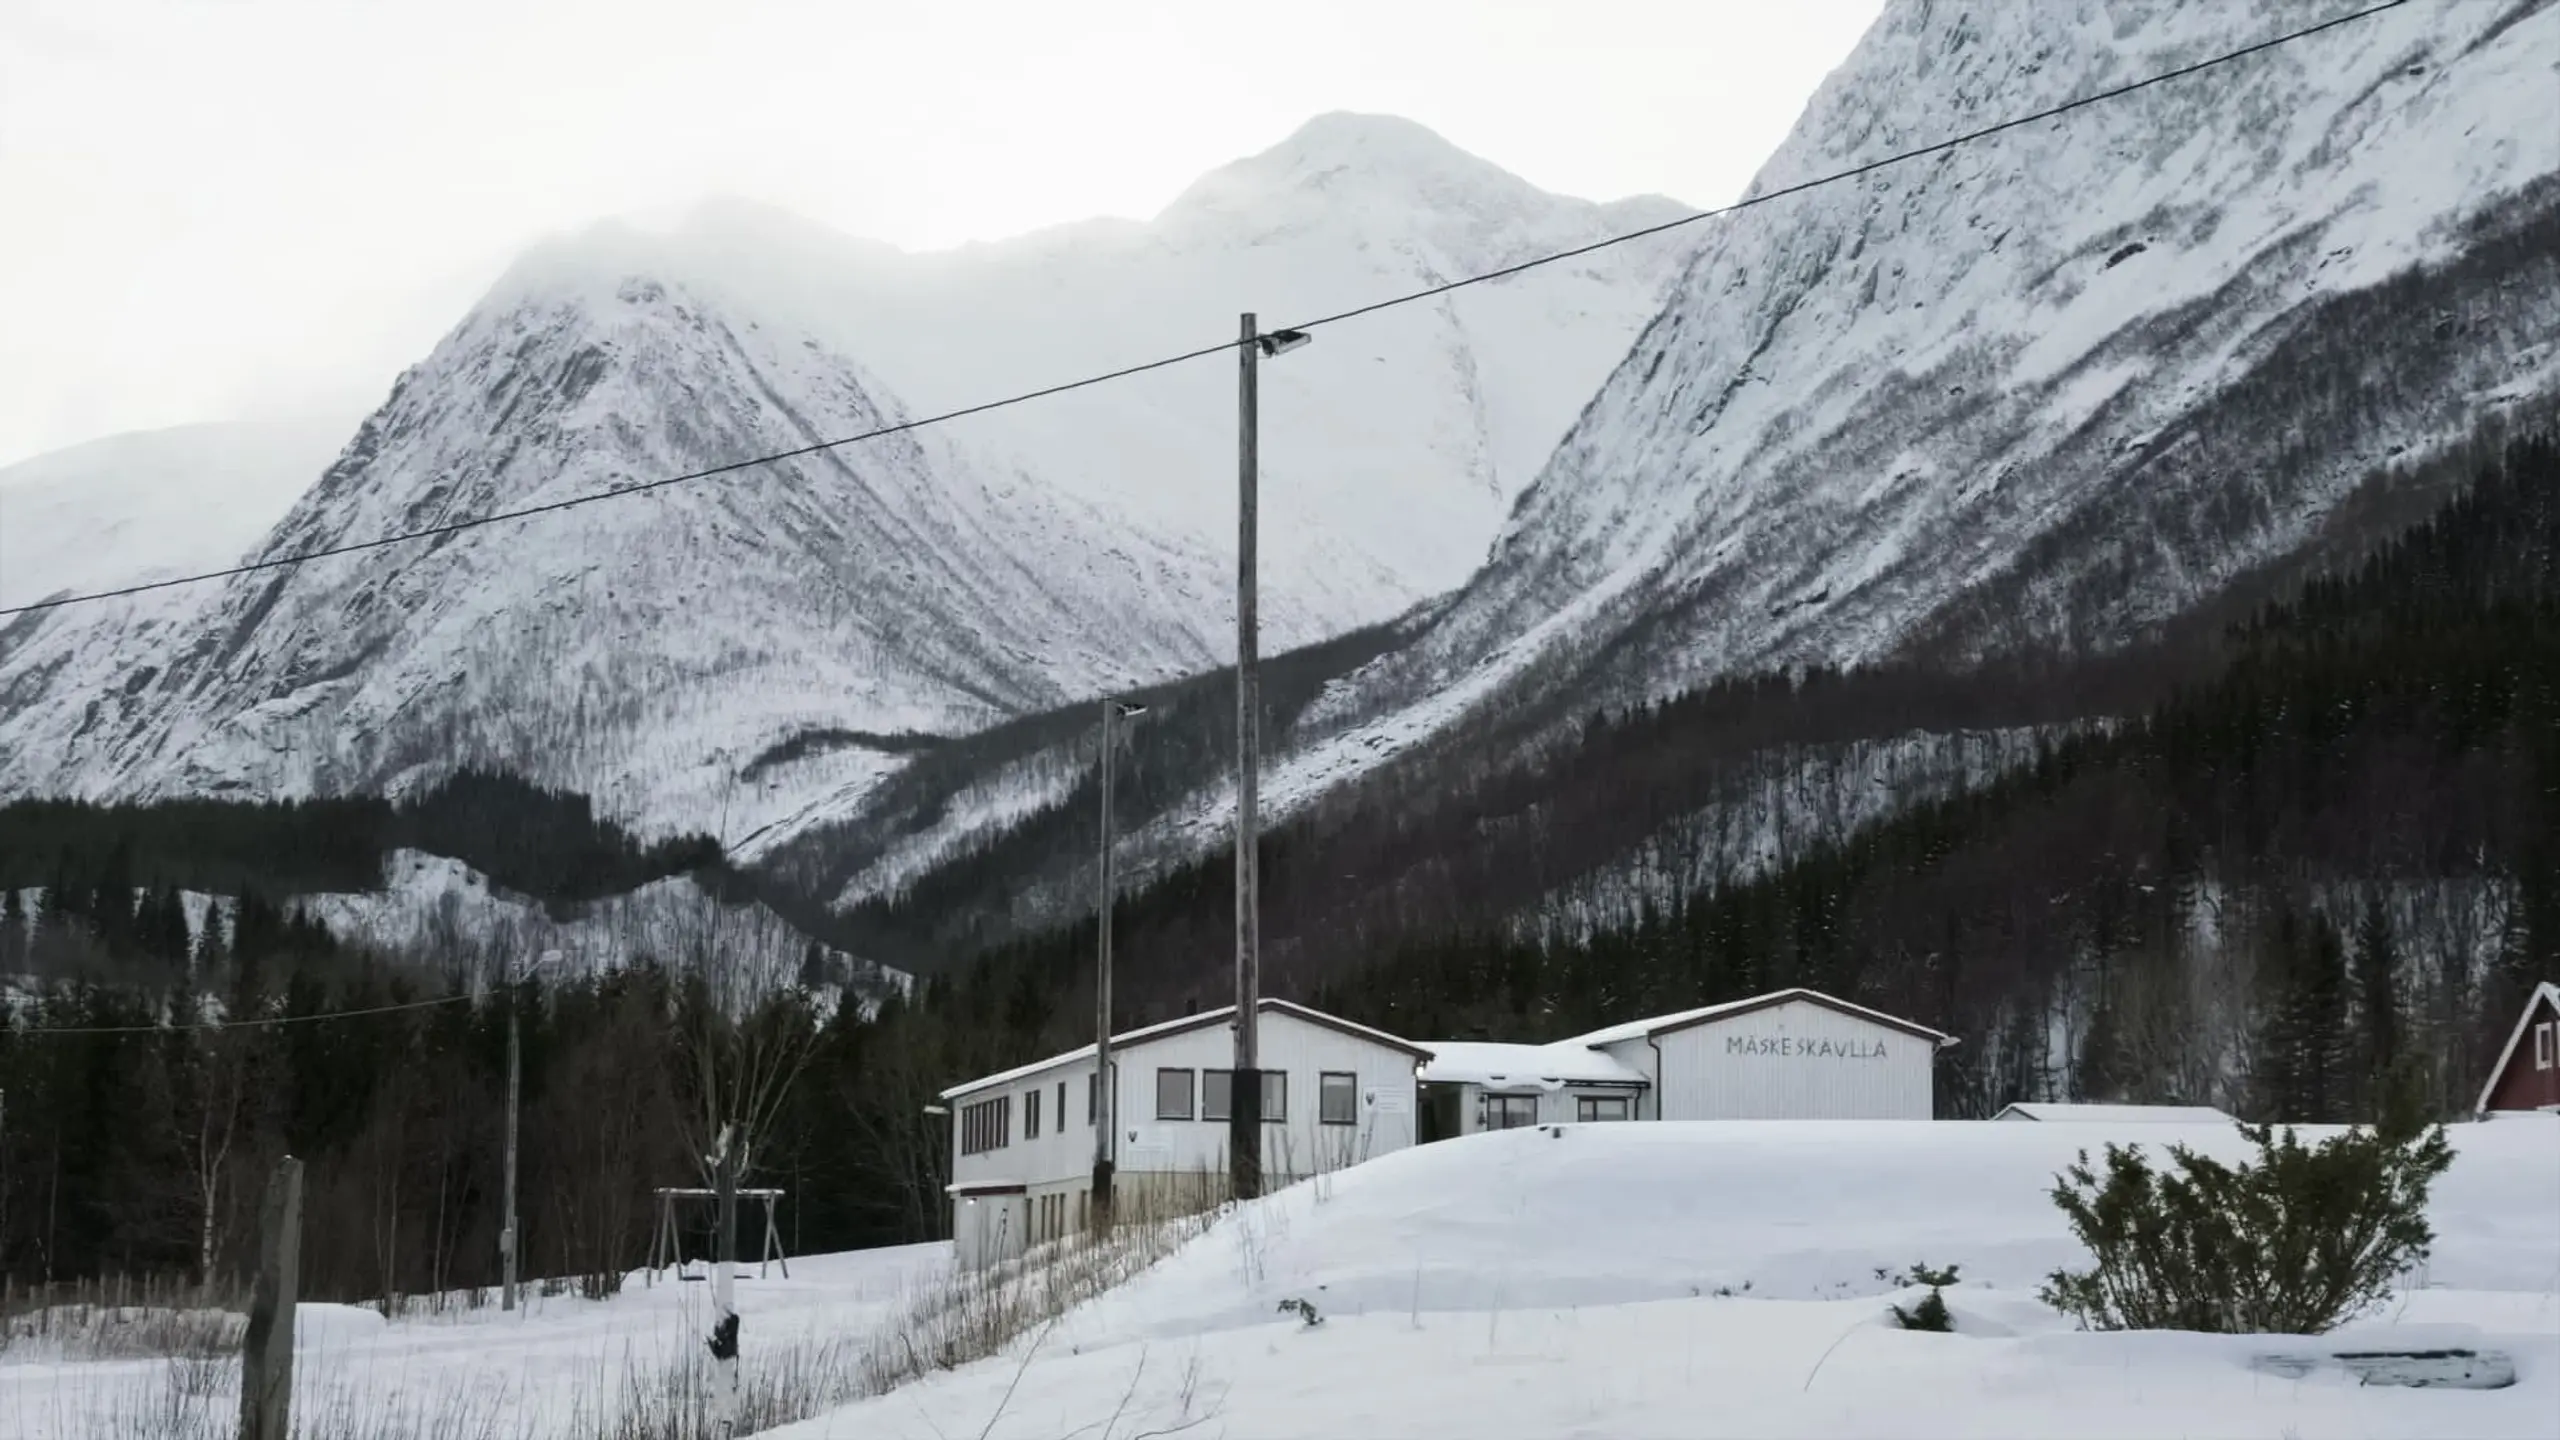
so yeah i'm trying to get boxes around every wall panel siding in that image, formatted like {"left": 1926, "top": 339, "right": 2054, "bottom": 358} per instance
{"left": 948, "top": 1007, "right": 1422, "bottom": 1249}
{"left": 1655, "top": 999, "right": 1933, "bottom": 1120}
{"left": 1114, "top": 1011, "right": 1420, "bottom": 1180}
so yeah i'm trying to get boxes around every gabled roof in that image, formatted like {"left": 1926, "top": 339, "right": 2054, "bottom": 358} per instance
{"left": 2474, "top": 981, "right": 2560, "bottom": 1116}
{"left": 1994, "top": 1102, "right": 2234, "bottom": 1124}
{"left": 1417, "top": 1040, "right": 1649, "bottom": 1089}
{"left": 940, "top": 999, "right": 1429, "bottom": 1102}
{"left": 1565, "top": 987, "right": 1958, "bottom": 1050}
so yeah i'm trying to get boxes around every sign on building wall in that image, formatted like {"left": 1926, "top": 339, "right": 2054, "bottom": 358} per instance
{"left": 1722, "top": 1033, "right": 1890, "bottom": 1060}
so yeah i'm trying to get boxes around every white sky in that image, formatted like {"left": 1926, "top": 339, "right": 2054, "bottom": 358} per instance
{"left": 0, "top": 0, "right": 1882, "bottom": 469}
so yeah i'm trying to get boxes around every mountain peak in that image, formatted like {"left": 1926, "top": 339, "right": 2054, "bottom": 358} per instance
{"left": 1160, "top": 111, "right": 1545, "bottom": 229}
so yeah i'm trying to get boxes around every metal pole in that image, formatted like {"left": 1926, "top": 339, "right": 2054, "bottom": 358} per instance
{"left": 502, "top": 961, "right": 520, "bottom": 1312}
{"left": 1232, "top": 313, "right": 1263, "bottom": 1202}
{"left": 1093, "top": 699, "right": 1117, "bottom": 1228}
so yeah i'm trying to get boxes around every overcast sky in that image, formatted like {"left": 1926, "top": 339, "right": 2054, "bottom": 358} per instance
{"left": 0, "top": 0, "right": 1882, "bottom": 469}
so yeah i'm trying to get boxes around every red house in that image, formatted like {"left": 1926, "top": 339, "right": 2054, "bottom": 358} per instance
{"left": 2475, "top": 982, "right": 2560, "bottom": 1116}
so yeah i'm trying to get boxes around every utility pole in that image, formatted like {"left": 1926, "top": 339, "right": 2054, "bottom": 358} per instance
{"left": 1229, "top": 314, "right": 1308, "bottom": 1205}
{"left": 238, "top": 1155, "right": 302, "bottom": 1440}
{"left": 1232, "top": 312, "right": 1265, "bottom": 1203}
{"left": 501, "top": 948, "right": 557, "bottom": 1312}
{"left": 709, "top": 1124, "right": 741, "bottom": 1437}
{"left": 1094, "top": 697, "right": 1146, "bottom": 1228}
{"left": 502, "top": 958, "right": 520, "bottom": 1312}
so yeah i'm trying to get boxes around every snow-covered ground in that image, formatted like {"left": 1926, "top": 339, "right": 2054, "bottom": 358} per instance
{"left": 1, "top": 1244, "right": 946, "bottom": 1438}
{"left": 9, "top": 1116, "right": 2553, "bottom": 1438}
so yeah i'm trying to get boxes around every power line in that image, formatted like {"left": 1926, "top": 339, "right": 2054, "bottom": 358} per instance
{"left": 4, "top": 991, "right": 475, "bottom": 1038}
{"left": 0, "top": 0, "right": 2406, "bottom": 622}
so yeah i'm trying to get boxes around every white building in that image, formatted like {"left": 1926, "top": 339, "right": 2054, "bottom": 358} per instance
{"left": 1418, "top": 988, "right": 1954, "bottom": 1137}
{"left": 1993, "top": 1102, "right": 2234, "bottom": 1124}
{"left": 942, "top": 999, "right": 1430, "bottom": 1270}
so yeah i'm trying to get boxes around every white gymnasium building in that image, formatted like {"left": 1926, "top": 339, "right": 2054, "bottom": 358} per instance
{"left": 1415, "top": 988, "right": 1956, "bottom": 1137}
{"left": 941, "top": 987, "right": 1955, "bottom": 1269}
{"left": 941, "top": 999, "right": 1431, "bottom": 1269}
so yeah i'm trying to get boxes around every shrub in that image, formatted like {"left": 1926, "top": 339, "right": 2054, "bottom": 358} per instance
{"left": 2040, "top": 1094, "right": 2453, "bottom": 1335}
{"left": 1889, "top": 1262, "right": 1960, "bottom": 1332}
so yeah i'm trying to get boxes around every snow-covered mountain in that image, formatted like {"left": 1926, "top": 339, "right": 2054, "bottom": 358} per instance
{"left": 0, "top": 418, "right": 354, "bottom": 611}
{"left": 586, "top": 111, "right": 1695, "bottom": 611}
{"left": 0, "top": 113, "right": 1692, "bottom": 844}
{"left": 1245, "top": 0, "right": 2560, "bottom": 819}
{"left": 0, "top": 266, "right": 1243, "bottom": 837}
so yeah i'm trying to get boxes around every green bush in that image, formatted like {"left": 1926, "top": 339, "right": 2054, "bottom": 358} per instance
{"left": 2040, "top": 1092, "right": 2453, "bottom": 1335}
{"left": 1889, "top": 1263, "right": 1960, "bottom": 1332}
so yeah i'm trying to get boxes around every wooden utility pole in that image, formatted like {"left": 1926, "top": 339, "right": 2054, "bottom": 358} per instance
{"left": 708, "top": 1126, "right": 742, "bottom": 1437}
{"left": 1232, "top": 312, "right": 1264, "bottom": 1202}
{"left": 238, "top": 1155, "right": 302, "bottom": 1440}
{"left": 1093, "top": 698, "right": 1121, "bottom": 1227}
{"left": 502, "top": 961, "right": 521, "bottom": 1312}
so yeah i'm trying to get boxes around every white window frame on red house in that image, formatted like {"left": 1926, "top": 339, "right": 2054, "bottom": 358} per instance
{"left": 2536, "top": 1020, "right": 2555, "bottom": 1070}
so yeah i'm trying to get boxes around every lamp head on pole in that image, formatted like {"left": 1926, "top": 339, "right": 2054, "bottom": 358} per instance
{"left": 1111, "top": 699, "right": 1150, "bottom": 719}
{"left": 1255, "top": 329, "right": 1311, "bottom": 358}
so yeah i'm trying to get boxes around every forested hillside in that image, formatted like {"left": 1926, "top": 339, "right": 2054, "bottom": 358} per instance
{"left": 1322, "top": 436, "right": 2560, "bottom": 1120}
{"left": 0, "top": 436, "right": 2550, "bottom": 1300}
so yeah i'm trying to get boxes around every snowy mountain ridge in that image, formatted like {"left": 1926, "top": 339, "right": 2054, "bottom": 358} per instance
{"left": 0, "top": 418, "right": 356, "bottom": 612}
{"left": 1181, "top": 0, "right": 2560, "bottom": 840}
{"left": 0, "top": 112, "right": 1694, "bottom": 849}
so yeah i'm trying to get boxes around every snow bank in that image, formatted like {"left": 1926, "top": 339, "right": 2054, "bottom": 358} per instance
{"left": 1069, "top": 1120, "right": 2560, "bottom": 1342}
{"left": 784, "top": 1119, "right": 2560, "bottom": 1440}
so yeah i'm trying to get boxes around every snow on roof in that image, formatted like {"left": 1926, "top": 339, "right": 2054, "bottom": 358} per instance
{"left": 940, "top": 999, "right": 1425, "bottom": 1101}
{"left": 1565, "top": 988, "right": 1955, "bottom": 1050}
{"left": 1416, "top": 1040, "right": 1647, "bottom": 1090}
{"left": 2474, "top": 981, "right": 2560, "bottom": 1116}
{"left": 1994, "top": 1103, "right": 2235, "bottom": 1124}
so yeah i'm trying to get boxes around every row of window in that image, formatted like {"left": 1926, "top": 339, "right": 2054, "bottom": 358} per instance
{"left": 1481, "top": 1093, "right": 1634, "bottom": 1130}
{"left": 963, "top": 1068, "right": 1366, "bottom": 1154}
{"left": 1153, "top": 1068, "right": 1364, "bottom": 1125}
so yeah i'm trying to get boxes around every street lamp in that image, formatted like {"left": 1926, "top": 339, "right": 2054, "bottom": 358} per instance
{"left": 1092, "top": 697, "right": 1148, "bottom": 1227}
{"left": 1233, "top": 314, "right": 1309, "bottom": 1203}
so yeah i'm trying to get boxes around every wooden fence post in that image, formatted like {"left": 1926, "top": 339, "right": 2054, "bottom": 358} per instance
{"left": 239, "top": 1155, "right": 303, "bottom": 1440}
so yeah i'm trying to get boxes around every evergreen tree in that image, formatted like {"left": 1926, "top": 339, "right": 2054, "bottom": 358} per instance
{"left": 90, "top": 838, "right": 136, "bottom": 948}
{"left": 2352, "top": 892, "right": 2401, "bottom": 1118}
{"left": 0, "top": 885, "right": 24, "bottom": 971}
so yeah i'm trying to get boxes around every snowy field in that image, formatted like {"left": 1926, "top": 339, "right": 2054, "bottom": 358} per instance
{"left": 2, "top": 1245, "right": 946, "bottom": 1438}
{"left": 6, "top": 1117, "right": 2555, "bottom": 1438}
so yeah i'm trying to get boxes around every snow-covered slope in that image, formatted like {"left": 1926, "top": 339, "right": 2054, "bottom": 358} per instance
{"left": 1247, "top": 0, "right": 2560, "bottom": 816}
{"left": 649, "top": 112, "right": 1695, "bottom": 609}
{"left": 0, "top": 418, "right": 353, "bottom": 610}
{"left": 813, "top": 1118, "right": 2560, "bottom": 1440}
{"left": 295, "top": 849, "right": 909, "bottom": 1011}
{"left": 0, "top": 114, "right": 1691, "bottom": 845}
{"left": 0, "top": 268, "right": 1244, "bottom": 838}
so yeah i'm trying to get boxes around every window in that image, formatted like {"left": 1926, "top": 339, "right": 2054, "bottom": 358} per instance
{"left": 1203, "top": 1069, "right": 1285, "bottom": 1123}
{"left": 1087, "top": 1071, "right": 1099, "bottom": 1125}
{"left": 1026, "top": 1087, "right": 1042, "bottom": 1140}
{"left": 1057, "top": 1081, "right": 1067, "bottom": 1127}
{"left": 1577, "top": 1094, "right": 1632, "bottom": 1123}
{"left": 960, "top": 1096, "right": 1011, "bottom": 1155}
{"left": 1155, "top": 1068, "right": 1194, "bottom": 1121}
{"left": 1485, "top": 1094, "right": 1538, "bottom": 1130}
{"left": 2537, "top": 1020, "right": 2556, "bottom": 1071}
{"left": 1320, "top": 1072, "right": 1359, "bottom": 1125}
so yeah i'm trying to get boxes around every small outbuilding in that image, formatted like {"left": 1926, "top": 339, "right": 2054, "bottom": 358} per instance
{"left": 2475, "top": 981, "right": 2560, "bottom": 1118}
{"left": 1993, "top": 1102, "right": 2234, "bottom": 1124}
{"left": 1419, "top": 987, "right": 1955, "bottom": 1133}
